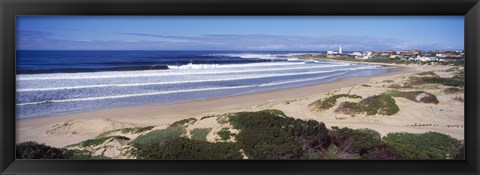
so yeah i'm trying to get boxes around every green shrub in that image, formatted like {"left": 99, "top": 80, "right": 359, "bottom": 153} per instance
{"left": 216, "top": 115, "right": 229, "bottom": 124}
{"left": 130, "top": 126, "right": 184, "bottom": 146}
{"left": 454, "top": 144, "right": 465, "bottom": 160}
{"left": 200, "top": 115, "right": 215, "bottom": 120}
{"left": 408, "top": 76, "right": 464, "bottom": 87}
{"left": 16, "top": 141, "right": 108, "bottom": 159}
{"left": 16, "top": 141, "right": 67, "bottom": 159}
{"left": 190, "top": 128, "right": 212, "bottom": 141}
{"left": 235, "top": 126, "right": 302, "bottom": 159}
{"left": 335, "top": 101, "right": 366, "bottom": 115}
{"left": 444, "top": 87, "right": 463, "bottom": 94}
{"left": 229, "top": 111, "right": 329, "bottom": 159}
{"left": 444, "top": 67, "right": 457, "bottom": 72}
{"left": 360, "top": 145, "right": 402, "bottom": 160}
{"left": 260, "top": 109, "right": 287, "bottom": 117}
{"left": 336, "top": 95, "right": 399, "bottom": 116}
{"left": 422, "top": 77, "right": 464, "bottom": 87}
{"left": 133, "top": 137, "right": 242, "bottom": 159}
{"left": 360, "top": 95, "right": 399, "bottom": 115}
{"left": 383, "top": 132, "right": 463, "bottom": 159}
{"left": 217, "top": 128, "right": 235, "bottom": 141}
{"left": 360, "top": 84, "right": 371, "bottom": 87}
{"left": 311, "top": 94, "right": 362, "bottom": 110}
{"left": 384, "top": 90, "right": 439, "bottom": 104}
{"left": 96, "top": 126, "right": 155, "bottom": 138}
{"left": 416, "top": 71, "right": 438, "bottom": 77}
{"left": 319, "top": 144, "right": 360, "bottom": 159}
{"left": 330, "top": 128, "right": 382, "bottom": 154}
{"left": 169, "top": 118, "right": 197, "bottom": 127}
{"left": 79, "top": 136, "right": 130, "bottom": 147}
{"left": 63, "top": 149, "right": 110, "bottom": 159}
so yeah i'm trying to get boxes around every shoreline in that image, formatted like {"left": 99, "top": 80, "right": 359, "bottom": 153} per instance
{"left": 16, "top": 65, "right": 399, "bottom": 121}
{"left": 18, "top": 61, "right": 464, "bottom": 148}
{"left": 16, "top": 64, "right": 414, "bottom": 147}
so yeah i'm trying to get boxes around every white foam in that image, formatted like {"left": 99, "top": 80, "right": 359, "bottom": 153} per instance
{"left": 167, "top": 61, "right": 306, "bottom": 69}
{"left": 209, "top": 53, "right": 282, "bottom": 60}
{"left": 17, "top": 62, "right": 352, "bottom": 81}
{"left": 16, "top": 85, "right": 257, "bottom": 106}
{"left": 18, "top": 68, "right": 349, "bottom": 92}
{"left": 17, "top": 71, "right": 349, "bottom": 106}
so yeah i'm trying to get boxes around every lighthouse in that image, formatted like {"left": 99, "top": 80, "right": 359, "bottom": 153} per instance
{"left": 339, "top": 46, "right": 342, "bottom": 54}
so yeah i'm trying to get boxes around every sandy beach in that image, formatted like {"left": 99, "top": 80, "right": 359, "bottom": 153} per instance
{"left": 16, "top": 62, "right": 464, "bottom": 149}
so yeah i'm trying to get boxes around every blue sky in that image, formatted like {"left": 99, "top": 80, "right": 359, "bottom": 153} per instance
{"left": 16, "top": 16, "right": 464, "bottom": 51}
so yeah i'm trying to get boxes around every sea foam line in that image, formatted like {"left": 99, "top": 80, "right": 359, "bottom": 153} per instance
{"left": 16, "top": 85, "right": 257, "bottom": 106}
{"left": 17, "top": 66, "right": 370, "bottom": 92}
{"left": 17, "top": 63, "right": 354, "bottom": 81}
{"left": 16, "top": 71, "right": 348, "bottom": 106}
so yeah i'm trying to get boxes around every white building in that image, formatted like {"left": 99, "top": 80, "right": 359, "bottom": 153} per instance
{"left": 355, "top": 51, "right": 372, "bottom": 59}
{"left": 339, "top": 46, "right": 342, "bottom": 54}
{"left": 409, "top": 55, "right": 438, "bottom": 62}
{"left": 327, "top": 51, "right": 338, "bottom": 55}
{"left": 351, "top": 52, "right": 362, "bottom": 56}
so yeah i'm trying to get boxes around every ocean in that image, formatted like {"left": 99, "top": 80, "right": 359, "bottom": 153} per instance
{"left": 16, "top": 50, "right": 392, "bottom": 118}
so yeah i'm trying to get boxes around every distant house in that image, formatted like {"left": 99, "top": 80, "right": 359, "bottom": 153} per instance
{"left": 412, "top": 50, "right": 423, "bottom": 55}
{"left": 356, "top": 51, "right": 372, "bottom": 59}
{"left": 327, "top": 51, "right": 338, "bottom": 55}
{"left": 389, "top": 55, "right": 400, "bottom": 59}
{"left": 410, "top": 55, "right": 438, "bottom": 62}
{"left": 351, "top": 52, "right": 362, "bottom": 56}
{"left": 436, "top": 53, "right": 445, "bottom": 58}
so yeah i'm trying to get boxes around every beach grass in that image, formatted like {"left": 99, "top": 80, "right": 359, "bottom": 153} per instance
{"left": 95, "top": 126, "right": 155, "bottom": 139}
{"left": 130, "top": 126, "right": 185, "bottom": 146}
{"left": 169, "top": 118, "right": 197, "bottom": 127}
{"left": 416, "top": 71, "right": 439, "bottom": 77}
{"left": 336, "top": 94, "right": 399, "bottom": 116}
{"left": 79, "top": 136, "right": 130, "bottom": 147}
{"left": 310, "top": 94, "right": 362, "bottom": 110}
{"left": 217, "top": 128, "right": 235, "bottom": 141}
{"left": 384, "top": 90, "right": 439, "bottom": 104}
{"left": 383, "top": 132, "right": 463, "bottom": 159}
{"left": 260, "top": 109, "right": 287, "bottom": 117}
{"left": 443, "top": 87, "right": 463, "bottom": 94}
{"left": 360, "top": 84, "right": 372, "bottom": 87}
{"left": 190, "top": 128, "right": 212, "bottom": 141}
{"left": 133, "top": 137, "right": 243, "bottom": 160}
{"left": 18, "top": 109, "right": 465, "bottom": 160}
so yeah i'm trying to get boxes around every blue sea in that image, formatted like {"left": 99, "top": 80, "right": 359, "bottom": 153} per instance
{"left": 16, "top": 50, "right": 393, "bottom": 118}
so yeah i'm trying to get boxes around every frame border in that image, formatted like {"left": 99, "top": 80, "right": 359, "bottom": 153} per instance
{"left": 1, "top": 0, "right": 479, "bottom": 174}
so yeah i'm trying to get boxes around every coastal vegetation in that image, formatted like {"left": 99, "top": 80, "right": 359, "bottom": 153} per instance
{"left": 383, "top": 132, "right": 463, "bottom": 159}
{"left": 169, "top": 118, "right": 197, "bottom": 127}
{"left": 407, "top": 70, "right": 464, "bottom": 88}
{"left": 77, "top": 136, "right": 130, "bottom": 147}
{"left": 310, "top": 94, "right": 362, "bottom": 110}
{"left": 384, "top": 90, "right": 439, "bottom": 104}
{"left": 133, "top": 138, "right": 243, "bottom": 159}
{"left": 217, "top": 127, "right": 235, "bottom": 141}
{"left": 16, "top": 65, "right": 465, "bottom": 160}
{"left": 129, "top": 126, "right": 185, "bottom": 146}
{"left": 190, "top": 128, "right": 212, "bottom": 141}
{"left": 443, "top": 87, "right": 463, "bottom": 94}
{"left": 17, "top": 110, "right": 464, "bottom": 160}
{"left": 95, "top": 126, "right": 155, "bottom": 138}
{"left": 335, "top": 94, "right": 399, "bottom": 116}
{"left": 16, "top": 141, "right": 108, "bottom": 159}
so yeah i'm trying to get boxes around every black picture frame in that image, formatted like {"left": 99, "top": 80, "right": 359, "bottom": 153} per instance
{"left": 1, "top": 0, "right": 479, "bottom": 174}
